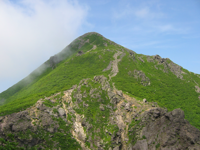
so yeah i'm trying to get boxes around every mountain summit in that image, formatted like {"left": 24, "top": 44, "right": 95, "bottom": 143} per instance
{"left": 0, "top": 32, "right": 200, "bottom": 149}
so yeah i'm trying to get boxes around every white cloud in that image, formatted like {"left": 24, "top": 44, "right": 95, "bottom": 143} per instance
{"left": 0, "top": 0, "right": 88, "bottom": 81}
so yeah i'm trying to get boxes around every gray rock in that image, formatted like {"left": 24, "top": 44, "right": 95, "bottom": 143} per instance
{"left": 113, "top": 145, "right": 120, "bottom": 150}
{"left": 143, "top": 99, "right": 147, "bottom": 103}
{"left": 129, "top": 70, "right": 150, "bottom": 86}
{"left": 47, "top": 127, "right": 54, "bottom": 133}
{"left": 111, "top": 96, "right": 120, "bottom": 104}
{"left": 103, "top": 61, "right": 112, "bottom": 72}
{"left": 99, "top": 105, "right": 105, "bottom": 111}
{"left": 168, "top": 61, "right": 183, "bottom": 79}
{"left": 58, "top": 108, "right": 66, "bottom": 116}
{"left": 132, "top": 139, "right": 148, "bottom": 150}
{"left": 125, "top": 103, "right": 131, "bottom": 112}
{"left": 138, "top": 57, "right": 144, "bottom": 63}
{"left": 116, "top": 90, "right": 123, "bottom": 97}
{"left": 130, "top": 107, "right": 200, "bottom": 150}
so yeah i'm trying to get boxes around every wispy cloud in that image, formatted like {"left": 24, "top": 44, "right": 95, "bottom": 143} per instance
{"left": 111, "top": 0, "right": 189, "bottom": 36}
{"left": 0, "top": 0, "right": 88, "bottom": 80}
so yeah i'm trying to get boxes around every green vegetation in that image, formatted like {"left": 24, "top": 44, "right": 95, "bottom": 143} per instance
{"left": 51, "top": 117, "right": 81, "bottom": 149}
{"left": 113, "top": 52, "right": 200, "bottom": 129}
{"left": 0, "top": 32, "right": 200, "bottom": 149}
{"left": 72, "top": 78, "right": 119, "bottom": 148}
{"left": 156, "top": 143, "right": 160, "bottom": 149}
{"left": 0, "top": 33, "right": 117, "bottom": 116}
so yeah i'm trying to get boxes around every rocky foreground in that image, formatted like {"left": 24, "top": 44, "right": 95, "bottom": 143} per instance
{"left": 0, "top": 75, "right": 200, "bottom": 150}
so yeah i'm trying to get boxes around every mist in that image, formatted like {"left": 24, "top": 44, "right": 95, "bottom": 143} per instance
{"left": 0, "top": 0, "right": 88, "bottom": 93}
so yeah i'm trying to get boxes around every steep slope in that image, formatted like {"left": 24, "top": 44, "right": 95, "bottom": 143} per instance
{"left": 0, "top": 32, "right": 108, "bottom": 105}
{"left": 0, "top": 32, "right": 200, "bottom": 149}
{"left": 0, "top": 76, "right": 200, "bottom": 149}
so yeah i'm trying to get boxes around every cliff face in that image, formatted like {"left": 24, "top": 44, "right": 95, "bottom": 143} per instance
{"left": 0, "top": 75, "right": 200, "bottom": 149}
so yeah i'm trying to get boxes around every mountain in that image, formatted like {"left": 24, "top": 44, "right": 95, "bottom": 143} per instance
{"left": 0, "top": 32, "right": 200, "bottom": 149}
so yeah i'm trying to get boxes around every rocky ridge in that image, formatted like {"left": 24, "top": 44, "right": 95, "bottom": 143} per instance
{"left": 0, "top": 32, "right": 200, "bottom": 149}
{"left": 0, "top": 75, "right": 200, "bottom": 149}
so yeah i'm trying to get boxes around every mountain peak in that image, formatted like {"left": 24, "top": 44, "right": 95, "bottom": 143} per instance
{"left": 0, "top": 32, "right": 200, "bottom": 149}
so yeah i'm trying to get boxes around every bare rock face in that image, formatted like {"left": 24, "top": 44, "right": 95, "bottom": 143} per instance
{"left": 129, "top": 108, "right": 200, "bottom": 150}
{"left": 132, "top": 139, "right": 148, "bottom": 150}
{"left": 143, "top": 98, "right": 147, "bottom": 103}
{"left": 146, "top": 56, "right": 154, "bottom": 62}
{"left": 58, "top": 108, "right": 65, "bottom": 116}
{"left": 128, "top": 70, "right": 150, "bottom": 86}
{"left": 153, "top": 55, "right": 184, "bottom": 79}
{"left": 168, "top": 62, "right": 183, "bottom": 79}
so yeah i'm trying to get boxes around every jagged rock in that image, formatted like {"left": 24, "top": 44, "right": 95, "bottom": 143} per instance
{"left": 130, "top": 108, "right": 200, "bottom": 150}
{"left": 116, "top": 90, "right": 123, "bottom": 97}
{"left": 113, "top": 145, "right": 120, "bottom": 150}
{"left": 168, "top": 62, "right": 183, "bottom": 79}
{"left": 108, "top": 91, "right": 115, "bottom": 99}
{"left": 1, "top": 74, "right": 200, "bottom": 149}
{"left": 132, "top": 139, "right": 148, "bottom": 150}
{"left": 58, "top": 108, "right": 65, "bottom": 116}
{"left": 47, "top": 127, "right": 54, "bottom": 133}
{"left": 125, "top": 103, "right": 131, "bottom": 112}
{"left": 146, "top": 56, "right": 154, "bottom": 62}
{"left": 99, "top": 105, "right": 105, "bottom": 111}
{"left": 129, "top": 70, "right": 150, "bottom": 86}
{"left": 94, "top": 75, "right": 107, "bottom": 84}
{"left": 198, "top": 95, "right": 200, "bottom": 100}
{"left": 143, "top": 99, "right": 147, "bottom": 103}
{"left": 111, "top": 96, "right": 120, "bottom": 104}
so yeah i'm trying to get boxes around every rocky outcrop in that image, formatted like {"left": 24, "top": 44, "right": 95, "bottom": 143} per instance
{"left": 153, "top": 55, "right": 184, "bottom": 78}
{"left": 129, "top": 108, "right": 200, "bottom": 150}
{"left": 168, "top": 62, "right": 183, "bottom": 79}
{"left": 146, "top": 56, "right": 154, "bottom": 62}
{"left": 128, "top": 70, "right": 150, "bottom": 86}
{"left": 1, "top": 75, "right": 200, "bottom": 149}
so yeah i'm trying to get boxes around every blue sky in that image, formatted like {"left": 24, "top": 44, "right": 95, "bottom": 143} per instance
{"left": 0, "top": 0, "right": 200, "bottom": 93}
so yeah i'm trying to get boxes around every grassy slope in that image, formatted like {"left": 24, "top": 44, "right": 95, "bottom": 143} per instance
{"left": 0, "top": 33, "right": 118, "bottom": 116}
{"left": 0, "top": 32, "right": 200, "bottom": 131}
{"left": 112, "top": 52, "right": 200, "bottom": 129}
